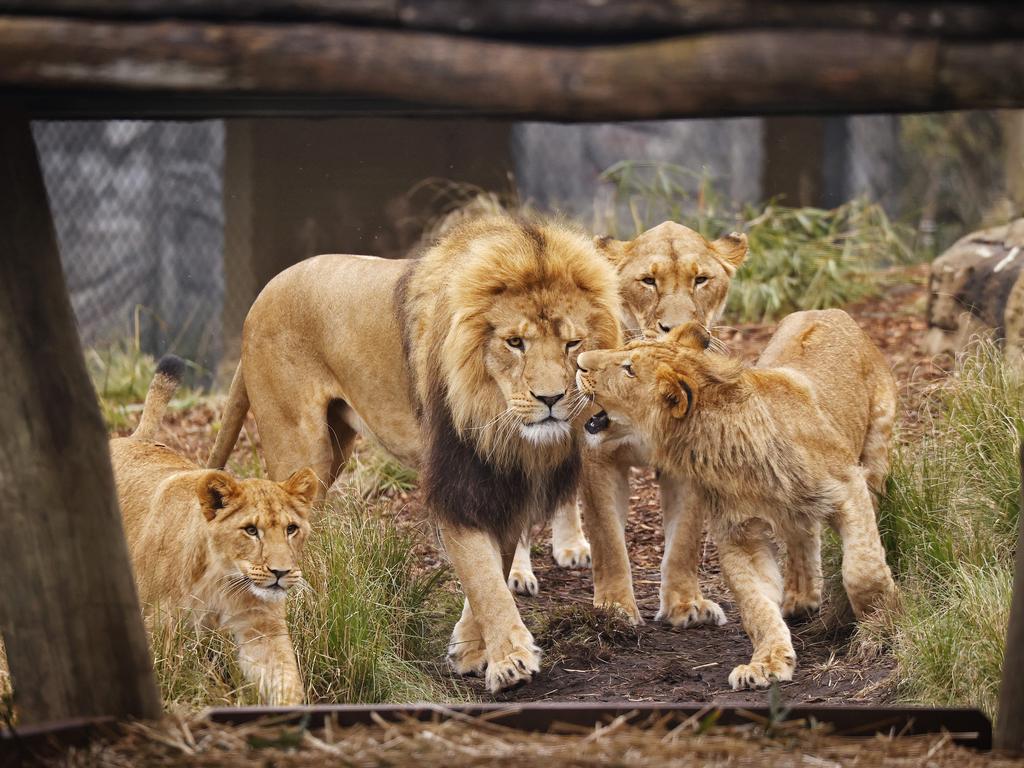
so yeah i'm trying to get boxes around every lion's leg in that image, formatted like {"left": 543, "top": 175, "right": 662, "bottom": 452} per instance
{"left": 832, "top": 475, "right": 897, "bottom": 618}
{"left": 717, "top": 523, "right": 795, "bottom": 691}
{"left": 583, "top": 452, "right": 641, "bottom": 624}
{"left": 656, "top": 474, "right": 726, "bottom": 628}
{"left": 326, "top": 398, "right": 359, "bottom": 490}
{"left": 861, "top": 392, "right": 896, "bottom": 498}
{"left": 550, "top": 497, "right": 592, "bottom": 568}
{"left": 508, "top": 534, "right": 539, "bottom": 597}
{"left": 442, "top": 525, "right": 541, "bottom": 693}
{"left": 253, "top": 399, "right": 333, "bottom": 499}
{"left": 447, "top": 597, "right": 487, "bottom": 676}
{"left": 781, "top": 524, "right": 823, "bottom": 619}
{"left": 231, "top": 610, "right": 304, "bottom": 706}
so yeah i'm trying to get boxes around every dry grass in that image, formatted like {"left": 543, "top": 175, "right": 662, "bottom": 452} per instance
{"left": 537, "top": 604, "right": 641, "bottom": 665}
{"left": 44, "top": 710, "right": 1019, "bottom": 768}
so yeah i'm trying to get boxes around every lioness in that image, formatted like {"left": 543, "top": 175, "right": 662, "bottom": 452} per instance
{"left": 510, "top": 222, "right": 748, "bottom": 630}
{"left": 110, "top": 356, "right": 318, "bottom": 705}
{"left": 208, "top": 215, "right": 621, "bottom": 692}
{"left": 576, "top": 309, "right": 897, "bottom": 689}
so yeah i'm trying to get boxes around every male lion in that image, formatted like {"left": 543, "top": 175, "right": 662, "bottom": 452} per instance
{"left": 208, "top": 215, "right": 621, "bottom": 692}
{"left": 110, "top": 356, "right": 318, "bottom": 705}
{"left": 509, "top": 222, "right": 748, "bottom": 632}
{"left": 576, "top": 309, "right": 898, "bottom": 689}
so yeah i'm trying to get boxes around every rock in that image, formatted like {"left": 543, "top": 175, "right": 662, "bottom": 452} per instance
{"left": 925, "top": 218, "right": 1024, "bottom": 358}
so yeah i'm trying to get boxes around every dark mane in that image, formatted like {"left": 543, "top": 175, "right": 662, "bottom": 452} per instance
{"left": 420, "top": 378, "right": 580, "bottom": 550}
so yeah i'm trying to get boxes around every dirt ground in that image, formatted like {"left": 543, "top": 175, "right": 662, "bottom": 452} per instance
{"left": 146, "top": 265, "right": 947, "bottom": 707}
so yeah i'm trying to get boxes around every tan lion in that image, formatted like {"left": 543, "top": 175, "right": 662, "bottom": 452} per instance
{"left": 110, "top": 356, "right": 318, "bottom": 705}
{"left": 576, "top": 309, "right": 898, "bottom": 689}
{"left": 509, "top": 222, "right": 749, "bottom": 631}
{"left": 208, "top": 214, "right": 621, "bottom": 692}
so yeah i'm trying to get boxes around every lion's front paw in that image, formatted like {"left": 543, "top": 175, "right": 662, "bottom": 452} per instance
{"left": 447, "top": 626, "right": 487, "bottom": 677}
{"left": 781, "top": 592, "right": 821, "bottom": 619}
{"left": 656, "top": 596, "right": 728, "bottom": 628}
{"left": 728, "top": 650, "right": 795, "bottom": 691}
{"left": 507, "top": 566, "right": 539, "bottom": 597}
{"left": 552, "top": 539, "right": 591, "bottom": 569}
{"left": 264, "top": 677, "right": 305, "bottom": 707}
{"left": 484, "top": 634, "right": 542, "bottom": 693}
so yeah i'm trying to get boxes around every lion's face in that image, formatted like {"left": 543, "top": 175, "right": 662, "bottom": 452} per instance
{"left": 576, "top": 323, "right": 714, "bottom": 440}
{"left": 429, "top": 218, "right": 622, "bottom": 465}
{"left": 596, "top": 222, "right": 747, "bottom": 339}
{"left": 481, "top": 289, "right": 600, "bottom": 445}
{"left": 197, "top": 468, "right": 318, "bottom": 603}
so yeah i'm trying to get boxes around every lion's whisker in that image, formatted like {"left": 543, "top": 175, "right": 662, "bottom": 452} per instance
{"left": 467, "top": 407, "right": 514, "bottom": 432}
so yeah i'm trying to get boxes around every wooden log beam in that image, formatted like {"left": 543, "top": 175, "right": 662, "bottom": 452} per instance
{"left": 995, "top": 443, "right": 1024, "bottom": 754}
{"left": 0, "top": 1, "right": 1022, "bottom": 39}
{"left": 3, "top": 16, "right": 1024, "bottom": 120}
{"left": 0, "top": 114, "right": 162, "bottom": 724}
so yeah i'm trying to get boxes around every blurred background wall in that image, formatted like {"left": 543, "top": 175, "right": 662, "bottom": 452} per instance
{"left": 32, "top": 112, "right": 1024, "bottom": 382}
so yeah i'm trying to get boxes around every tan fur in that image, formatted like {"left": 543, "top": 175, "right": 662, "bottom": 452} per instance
{"left": 513, "top": 223, "right": 747, "bottom": 628}
{"left": 207, "top": 215, "right": 621, "bottom": 693}
{"left": 577, "top": 309, "right": 898, "bottom": 689}
{"left": 113, "top": 362, "right": 318, "bottom": 705}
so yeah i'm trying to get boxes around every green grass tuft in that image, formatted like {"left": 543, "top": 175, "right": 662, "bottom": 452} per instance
{"left": 872, "top": 340, "right": 1022, "bottom": 718}
{"left": 292, "top": 497, "right": 461, "bottom": 703}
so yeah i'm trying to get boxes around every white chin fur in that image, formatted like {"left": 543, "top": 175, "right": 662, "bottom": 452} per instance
{"left": 250, "top": 584, "right": 289, "bottom": 603}
{"left": 520, "top": 420, "right": 571, "bottom": 445}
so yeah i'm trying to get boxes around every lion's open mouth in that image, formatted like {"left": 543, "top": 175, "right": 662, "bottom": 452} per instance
{"left": 585, "top": 410, "right": 610, "bottom": 434}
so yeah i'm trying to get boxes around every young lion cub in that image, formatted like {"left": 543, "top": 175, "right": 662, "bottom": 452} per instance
{"left": 576, "top": 309, "right": 898, "bottom": 690}
{"left": 110, "top": 356, "right": 318, "bottom": 705}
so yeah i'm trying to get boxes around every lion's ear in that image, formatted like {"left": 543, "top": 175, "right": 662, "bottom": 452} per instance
{"left": 281, "top": 467, "right": 320, "bottom": 509}
{"left": 197, "top": 471, "right": 240, "bottom": 522}
{"left": 666, "top": 322, "right": 711, "bottom": 351}
{"left": 655, "top": 363, "right": 695, "bottom": 420}
{"left": 712, "top": 231, "right": 748, "bottom": 274}
{"left": 594, "top": 234, "right": 628, "bottom": 265}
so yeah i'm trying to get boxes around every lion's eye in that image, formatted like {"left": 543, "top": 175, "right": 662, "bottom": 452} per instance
{"left": 566, "top": 339, "right": 582, "bottom": 352}
{"left": 622, "top": 362, "right": 636, "bottom": 378}
{"left": 287, "top": 524, "right": 299, "bottom": 536}
{"left": 641, "top": 276, "right": 656, "bottom": 286}
{"left": 506, "top": 337, "right": 524, "bottom": 350}
{"left": 695, "top": 275, "right": 709, "bottom": 286}
{"left": 243, "top": 525, "right": 259, "bottom": 537}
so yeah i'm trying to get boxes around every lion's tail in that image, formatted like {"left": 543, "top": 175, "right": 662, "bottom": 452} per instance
{"left": 133, "top": 354, "right": 186, "bottom": 441}
{"left": 207, "top": 362, "right": 249, "bottom": 469}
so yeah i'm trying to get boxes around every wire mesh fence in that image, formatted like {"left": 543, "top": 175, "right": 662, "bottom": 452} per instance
{"left": 32, "top": 120, "right": 226, "bottom": 382}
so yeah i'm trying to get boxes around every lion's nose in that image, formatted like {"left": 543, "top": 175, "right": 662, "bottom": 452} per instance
{"left": 270, "top": 568, "right": 291, "bottom": 581}
{"left": 576, "top": 362, "right": 589, "bottom": 373}
{"left": 532, "top": 392, "right": 564, "bottom": 408}
{"left": 657, "top": 320, "right": 674, "bottom": 334}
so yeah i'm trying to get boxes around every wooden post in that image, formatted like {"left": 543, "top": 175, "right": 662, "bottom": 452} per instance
{"left": 995, "top": 442, "right": 1024, "bottom": 752}
{"left": 0, "top": 114, "right": 161, "bottom": 724}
